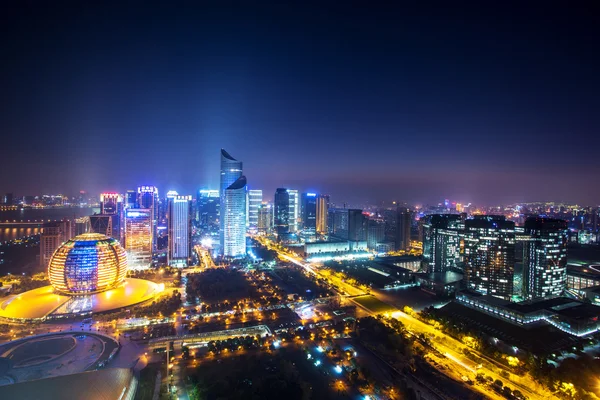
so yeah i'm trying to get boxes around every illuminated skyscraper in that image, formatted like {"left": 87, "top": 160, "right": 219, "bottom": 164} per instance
{"left": 197, "top": 189, "right": 219, "bottom": 230}
{"left": 247, "top": 189, "right": 263, "bottom": 232}
{"left": 168, "top": 195, "right": 192, "bottom": 267}
{"left": 395, "top": 207, "right": 412, "bottom": 251}
{"left": 316, "top": 194, "right": 330, "bottom": 234}
{"left": 223, "top": 176, "right": 247, "bottom": 257}
{"left": 124, "top": 208, "right": 153, "bottom": 269}
{"left": 288, "top": 189, "right": 299, "bottom": 233}
{"left": 301, "top": 193, "right": 317, "bottom": 235}
{"left": 125, "top": 190, "right": 137, "bottom": 208}
{"left": 100, "top": 193, "right": 122, "bottom": 215}
{"left": 523, "top": 217, "right": 568, "bottom": 300}
{"left": 137, "top": 186, "right": 159, "bottom": 249}
{"left": 274, "top": 188, "right": 290, "bottom": 237}
{"left": 422, "top": 214, "right": 463, "bottom": 273}
{"left": 463, "top": 216, "right": 515, "bottom": 300}
{"left": 258, "top": 203, "right": 273, "bottom": 235}
{"left": 367, "top": 219, "right": 385, "bottom": 250}
{"left": 220, "top": 149, "right": 243, "bottom": 253}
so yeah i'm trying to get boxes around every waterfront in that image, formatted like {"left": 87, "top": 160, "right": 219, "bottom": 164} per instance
{"left": 0, "top": 207, "right": 96, "bottom": 242}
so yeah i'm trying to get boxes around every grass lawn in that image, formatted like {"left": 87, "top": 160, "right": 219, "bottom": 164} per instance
{"left": 352, "top": 295, "right": 396, "bottom": 314}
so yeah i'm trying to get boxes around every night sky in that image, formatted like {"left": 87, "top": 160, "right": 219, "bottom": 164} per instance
{"left": 1, "top": 2, "right": 598, "bottom": 205}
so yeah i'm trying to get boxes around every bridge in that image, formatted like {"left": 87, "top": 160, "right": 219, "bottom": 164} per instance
{"left": 147, "top": 324, "right": 272, "bottom": 349}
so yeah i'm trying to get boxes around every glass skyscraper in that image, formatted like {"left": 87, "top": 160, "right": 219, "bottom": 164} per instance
{"left": 220, "top": 149, "right": 243, "bottom": 254}
{"left": 223, "top": 176, "right": 247, "bottom": 257}
{"left": 422, "top": 214, "right": 463, "bottom": 273}
{"left": 301, "top": 192, "right": 317, "bottom": 235}
{"left": 124, "top": 208, "right": 153, "bottom": 269}
{"left": 316, "top": 194, "right": 329, "bottom": 234}
{"left": 168, "top": 195, "right": 192, "bottom": 267}
{"left": 247, "top": 189, "right": 263, "bottom": 232}
{"left": 288, "top": 189, "right": 299, "bottom": 233}
{"left": 274, "top": 188, "right": 290, "bottom": 238}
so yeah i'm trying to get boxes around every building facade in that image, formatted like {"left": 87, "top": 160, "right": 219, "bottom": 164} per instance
{"left": 288, "top": 189, "right": 299, "bottom": 233}
{"left": 301, "top": 192, "right": 317, "bottom": 235}
{"left": 316, "top": 194, "right": 330, "bottom": 234}
{"left": 422, "top": 214, "right": 463, "bottom": 273}
{"left": 247, "top": 189, "right": 262, "bottom": 233}
{"left": 523, "top": 217, "right": 568, "bottom": 300}
{"left": 124, "top": 208, "right": 153, "bottom": 269}
{"left": 257, "top": 203, "right": 273, "bottom": 235}
{"left": 168, "top": 195, "right": 192, "bottom": 267}
{"left": 395, "top": 207, "right": 412, "bottom": 251}
{"left": 223, "top": 176, "right": 247, "bottom": 257}
{"left": 274, "top": 188, "right": 290, "bottom": 237}
{"left": 40, "top": 220, "right": 73, "bottom": 268}
{"left": 463, "top": 216, "right": 515, "bottom": 300}
{"left": 220, "top": 149, "right": 243, "bottom": 253}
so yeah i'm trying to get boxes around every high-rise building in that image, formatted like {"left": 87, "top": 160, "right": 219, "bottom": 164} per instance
{"left": 223, "top": 176, "right": 247, "bottom": 257}
{"left": 288, "top": 189, "right": 299, "bottom": 233}
{"left": 137, "top": 186, "right": 159, "bottom": 249}
{"left": 523, "top": 217, "right": 568, "bottom": 300}
{"left": 124, "top": 208, "right": 153, "bottom": 269}
{"left": 367, "top": 219, "right": 385, "bottom": 250}
{"left": 316, "top": 194, "right": 330, "bottom": 234}
{"left": 258, "top": 203, "right": 273, "bottom": 235}
{"left": 168, "top": 195, "right": 192, "bottom": 267}
{"left": 422, "top": 214, "right": 463, "bottom": 273}
{"left": 328, "top": 208, "right": 366, "bottom": 241}
{"left": 274, "top": 188, "right": 290, "bottom": 237}
{"left": 40, "top": 220, "right": 72, "bottom": 268}
{"left": 348, "top": 209, "right": 367, "bottom": 241}
{"left": 125, "top": 190, "right": 137, "bottom": 208}
{"left": 100, "top": 193, "right": 122, "bottom": 215}
{"left": 197, "top": 189, "right": 220, "bottom": 230}
{"left": 220, "top": 149, "right": 243, "bottom": 253}
{"left": 395, "top": 207, "right": 412, "bottom": 251}
{"left": 463, "top": 215, "right": 515, "bottom": 300}
{"left": 301, "top": 193, "right": 317, "bottom": 235}
{"left": 247, "top": 189, "right": 263, "bottom": 232}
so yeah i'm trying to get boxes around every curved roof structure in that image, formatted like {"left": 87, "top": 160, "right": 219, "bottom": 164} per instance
{"left": 227, "top": 175, "right": 247, "bottom": 190}
{"left": 221, "top": 148, "right": 238, "bottom": 161}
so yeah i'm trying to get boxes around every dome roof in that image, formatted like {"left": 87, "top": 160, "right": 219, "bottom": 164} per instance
{"left": 48, "top": 233, "right": 128, "bottom": 295}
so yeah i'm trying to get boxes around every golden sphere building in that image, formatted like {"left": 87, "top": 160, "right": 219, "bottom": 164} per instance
{"left": 0, "top": 233, "right": 162, "bottom": 322}
{"left": 49, "top": 233, "right": 128, "bottom": 294}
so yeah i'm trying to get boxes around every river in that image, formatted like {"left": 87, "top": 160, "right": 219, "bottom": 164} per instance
{"left": 0, "top": 207, "right": 97, "bottom": 242}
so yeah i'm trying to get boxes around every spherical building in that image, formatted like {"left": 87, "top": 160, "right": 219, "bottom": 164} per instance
{"left": 48, "top": 233, "right": 128, "bottom": 295}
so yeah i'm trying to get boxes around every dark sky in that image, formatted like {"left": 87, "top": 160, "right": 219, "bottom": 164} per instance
{"left": 1, "top": 2, "right": 599, "bottom": 206}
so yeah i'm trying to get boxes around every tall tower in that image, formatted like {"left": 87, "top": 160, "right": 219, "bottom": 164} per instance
{"left": 223, "top": 176, "right": 247, "bottom": 257}
{"left": 100, "top": 193, "right": 122, "bottom": 215}
{"left": 288, "top": 189, "right": 299, "bottom": 233}
{"left": 523, "top": 217, "right": 568, "bottom": 300}
{"left": 395, "top": 207, "right": 412, "bottom": 251}
{"left": 168, "top": 195, "right": 192, "bottom": 267}
{"left": 316, "top": 194, "right": 330, "bottom": 234}
{"left": 463, "top": 216, "right": 515, "bottom": 300}
{"left": 301, "top": 192, "right": 317, "bottom": 235}
{"left": 422, "top": 214, "right": 463, "bottom": 273}
{"left": 220, "top": 149, "right": 243, "bottom": 254}
{"left": 247, "top": 189, "right": 263, "bottom": 233}
{"left": 274, "top": 188, "right": 290, "bottom": 238}
{"left": 124, "top": 208, "right": 153, "bottom": 269}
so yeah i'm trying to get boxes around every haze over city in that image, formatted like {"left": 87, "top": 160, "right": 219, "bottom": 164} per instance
{"left": 2, "top": 2, "right": 599, "bottom": 205}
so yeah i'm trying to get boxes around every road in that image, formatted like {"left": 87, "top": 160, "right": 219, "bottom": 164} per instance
{"left": 259, "top": 239, "right": 556, "bottom": 400}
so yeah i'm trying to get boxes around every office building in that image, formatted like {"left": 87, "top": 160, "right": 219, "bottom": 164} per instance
{"left": 395, "top": 207, "right": 412, "bottom": 251}
{"left": 223, "top": 176, "right": 247, "bottom": 257}
{"left": 100, "top": 193, "right": 122, "bottom": 215}
{"left": 316, "top": 194, "right": 330, "bottom": 234}
{"left": 124, "top": 208, "right": 153, "bottom": 269}
{"left": 274, "top": 188, "right": 290, "bottom": 237}
{"left": 463, "top": 215, "right": 515, "bottom": 300}
{"left": 197, "top": 189, "right": 220, "bottom": 230}
{"left": 3, "top": 193, "right": 13, "bottom": 205}
{"left": 367, "top": 219, "right": 385, "bottom": 251}
{"left": 523, "top": 217, "right": 568, "bottom": 300}
{"left": 220, "top": 149, "right": 243, "bottom": 253}
{"left": 137, "top": 186, "right": 159, "bottom": 248}
{"left": 258, "top": 203, "right": 273, "bottom": 234}
{"left": 422, "top": 214, "right": 463, "bottom": 273}
{"left": 348, "top": 209, "right": 367, "bottom": 241}
{"left": 40, "top": 220, "right": 73, "bottom": 268}
{"left": 288, "top": 189, "right": 299, "bottom": 233}
{"left": 301, "top": 192, "right": 317, "bottom": 235}
{"left": 247, "top": 189, "right": 263, "bottom": 232}
{"left": 168, "top": 195, "right": 192, "bottom": 267}
{"left": 328, "top": 208, "right": 366, "bottom": 241}
{"left": 125, "top": 190, "right": 136, "bottom": 208}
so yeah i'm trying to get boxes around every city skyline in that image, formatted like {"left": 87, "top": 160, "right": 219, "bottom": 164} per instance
{"left": 1, "top": 3, "right": 599, "bottom": 205}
